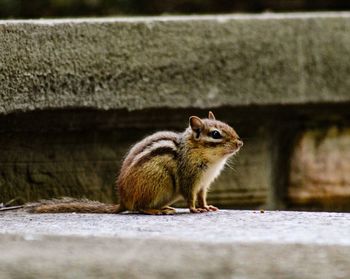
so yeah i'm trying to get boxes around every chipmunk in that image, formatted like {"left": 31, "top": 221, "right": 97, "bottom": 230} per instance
{"left": 31, "top": 111, "right": 243, "bottom": 215}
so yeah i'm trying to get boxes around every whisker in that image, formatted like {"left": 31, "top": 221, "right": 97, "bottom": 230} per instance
{"left": 225, "top": 163, "right": 234, "bottom": 170}
{"left": 225, "top": 160, "right": 238, "bottom": 172}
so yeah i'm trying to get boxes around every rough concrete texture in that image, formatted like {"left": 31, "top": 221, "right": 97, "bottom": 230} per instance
{"left": 1, "top": 13, "right": 350, "bottom": 115}
{"left": 0, "top": 129, "right": 129, "bottom": 205}
{"left": 2, "top": 210, "right": 350, "bottom": 245}
{"left": 289, "top": 127, "right": 350, "bottom": 210}
{"left": 0, "top": 210, "right": 350, "bottom": 278}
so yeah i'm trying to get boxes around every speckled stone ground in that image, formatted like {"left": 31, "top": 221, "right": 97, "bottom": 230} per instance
{"left": 1, "top": 210, "right": 350, "bottom": 278}
{"left": 1, "top": 209, "right": 350, "bottom": 245}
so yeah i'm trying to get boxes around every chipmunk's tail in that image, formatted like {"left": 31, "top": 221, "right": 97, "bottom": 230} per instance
{"left": 26, "top": 197, "right": 126, "bottom": 214}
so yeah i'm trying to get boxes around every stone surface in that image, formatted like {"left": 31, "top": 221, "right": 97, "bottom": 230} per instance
{"left": 2, "top": 209, "right": 350, "bottom": 245}
{"left": 1, "top": 13, "right": 350, "bottom": 115}
{"left": 288, "top": 127, "right": 350, "bottom": 210}
{"left": 0, "top": 210, "right": 350, "bottom": 279}
{"left": 1, "top": 235, "right": 349, "bottom": 279}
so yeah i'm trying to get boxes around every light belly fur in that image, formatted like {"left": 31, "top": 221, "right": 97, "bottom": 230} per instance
{"left": 198, "top": 157, "right": 228, "bottom": 190}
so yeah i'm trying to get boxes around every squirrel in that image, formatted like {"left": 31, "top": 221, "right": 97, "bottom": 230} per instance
{"left": 30, "top": 111, "right": 243, "bottom": 215}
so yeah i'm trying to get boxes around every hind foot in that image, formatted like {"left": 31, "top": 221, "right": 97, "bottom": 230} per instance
{"left": 162, "top": 206, "right": 176, "bottom": 211}
{"left": 140, "top": 208, "right": 176, "bottom": 215}
{"left": 199, "top": 205, "right": 219, "bottom": 212}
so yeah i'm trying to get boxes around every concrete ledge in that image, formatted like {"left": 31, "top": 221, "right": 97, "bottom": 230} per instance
{"left": 1, "top": 210, "right": 350, "bottom": 278}
{"left": 1, "top": 235, "right": 350, "bottom": 279}
{"left": 1, "top": 12, "right": 350, "bottom": 114}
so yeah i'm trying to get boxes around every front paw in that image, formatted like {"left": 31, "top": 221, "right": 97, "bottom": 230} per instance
{"left": 189, "top": 207, "right": 207, "bottom": 213}
{"left": 202, "top": 205, "right": 219, "bottom": 212}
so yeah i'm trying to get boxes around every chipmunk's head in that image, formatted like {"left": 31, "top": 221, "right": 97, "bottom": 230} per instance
{"left": 187, "top": 111, "right": 243, "bottom": 160}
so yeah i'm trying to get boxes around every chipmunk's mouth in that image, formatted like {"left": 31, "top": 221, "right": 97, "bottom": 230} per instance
{"left": 224, "top": 148, "right": 240, "bottom": 156}
{"left": 227, "top": 140, "right": 243, "bottom": 155}
{"left": 220, "top": 140, "right": 243, "bottom": 156}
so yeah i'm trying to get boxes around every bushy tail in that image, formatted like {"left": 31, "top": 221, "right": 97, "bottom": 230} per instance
{"left": 25, "top": 197, "right": 126, "bottom": 214}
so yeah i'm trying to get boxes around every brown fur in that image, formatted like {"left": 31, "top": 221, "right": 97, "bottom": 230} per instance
{"left": 26, "top": 198, "right": 125, "bottom": 214}
{"left": 33, "top": 202, "right": 122, "bottom": 214}
{"left": 116, "top": 111, "right": 242, "bottom": 214}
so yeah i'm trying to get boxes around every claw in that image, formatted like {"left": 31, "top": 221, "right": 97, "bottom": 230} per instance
{"left": 206, "top": 205, "right": 219, "bottom": 211}
{"left": 198, "top": 205, "right": 219, "bottom": 212}
{"left": 189, "top": 207, "right": 205, "bottom": 213}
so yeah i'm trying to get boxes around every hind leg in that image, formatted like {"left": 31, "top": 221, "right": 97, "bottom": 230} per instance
{"left": 121, "top": 158, "right": 179, "bottom": 215}
{"left": 137, "top": 196, "right": 178, "bottom": 215}
{"left": 161, "top": 207, "right": 176, "bottom": 214}
{"left": 160, "top": 195, "right": 181, "bottom": 212}
{"left": 138, "top": 197, "right": 179, "bottom": 215}
{"left": 162, "top": 205, "right": 176, "bottom": 210}
{"left": 140, "top": 208, "right": 176, "bottom": 215}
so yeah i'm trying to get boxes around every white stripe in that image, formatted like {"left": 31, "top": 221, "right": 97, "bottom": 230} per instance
{"left": 203, "top": 136, "right": 224, "bottom": 143}
{"left": 131, "top": 140, "right": 177, "bottom": 166}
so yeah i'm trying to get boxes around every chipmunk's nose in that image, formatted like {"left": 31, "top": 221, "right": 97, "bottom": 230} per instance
{"left": 236, "top": 139, "right": 243, "bottom": 148}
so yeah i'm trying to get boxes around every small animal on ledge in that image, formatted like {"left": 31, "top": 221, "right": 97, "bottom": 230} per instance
{"left": 28, "top": 111, "right": 243, "bottom": 215}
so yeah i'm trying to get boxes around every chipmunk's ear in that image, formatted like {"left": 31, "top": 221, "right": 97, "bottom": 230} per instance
{"left": 189, "top": 116, "right": 204, "bottom": 138}
{"left": 208, "top": 111, "right": 216, "bottom": 120}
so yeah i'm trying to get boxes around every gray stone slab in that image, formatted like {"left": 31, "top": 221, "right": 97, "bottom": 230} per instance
{"left": 1, "top": 210, "right": 350, "bottom": 245}
{"left": 1, "top": 13, "right": 350, "bottom": 115}
{"left": 1, "top": 235, "right": 350, "bottom": 279}
{"left": 0, "top": 210, "right": 350, "bottom": 279}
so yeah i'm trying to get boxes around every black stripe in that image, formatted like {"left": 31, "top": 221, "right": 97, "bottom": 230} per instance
{"left": 163, "top": 165, "right": 177, "bottom": 193}
{"left": 133, "top": 135, "right": 179, "bottom": 157}
{"left": 169, "top": 171, "right": 177, "bottom": 193}
{"left": 203, "top": 141, "right": 223, "bottom": 148}
{"left": 134, "top": 146, "right": 178, "bottom": 167}
{"left": 124, "top": 134, "right": 179, "bottom": 167}
{"left": 198, "top": 161, "right": 208, "bottom": 171}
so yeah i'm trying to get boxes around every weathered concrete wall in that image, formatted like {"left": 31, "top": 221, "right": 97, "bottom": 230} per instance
{"left": 1, "top": 14, "right": 350, "bottom": 211}
{"left": 1, "top": 13, "right": 350, "bottom": 115}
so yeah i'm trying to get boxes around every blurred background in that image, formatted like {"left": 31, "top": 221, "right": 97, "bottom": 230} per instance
{"left": 1, "top": 0, "right": 350, "bottom": 18}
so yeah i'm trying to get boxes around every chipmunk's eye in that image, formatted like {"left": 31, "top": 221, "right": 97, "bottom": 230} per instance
{"left": 210, "top": 130, "right": 222, "bottom": 139}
